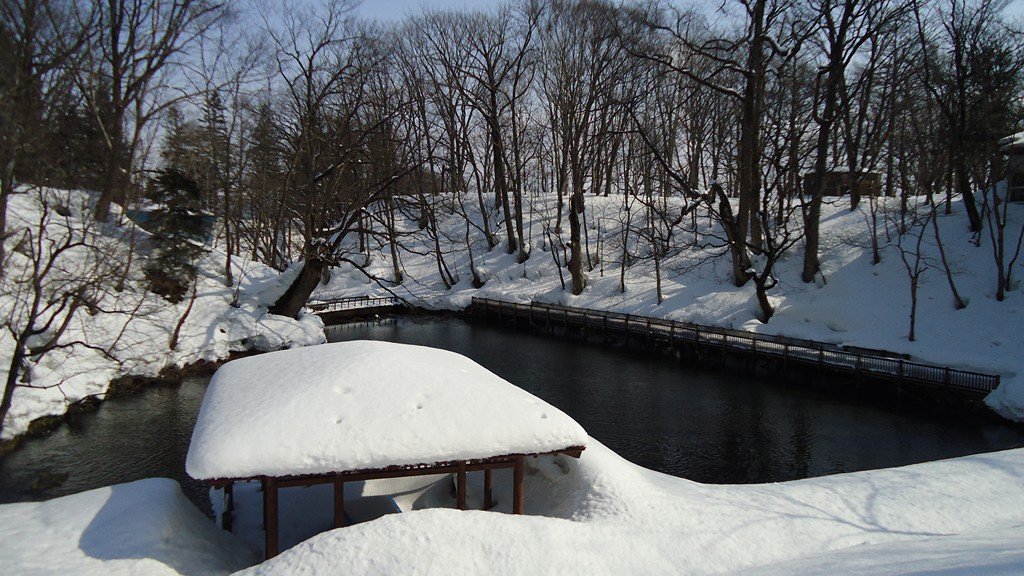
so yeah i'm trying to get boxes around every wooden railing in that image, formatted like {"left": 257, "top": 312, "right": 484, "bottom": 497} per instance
{"left": 307, "top": 296, "right": 402, "bottom": 314}
{"left": 471, "top": 298, "right": 1000, "bottom": 396}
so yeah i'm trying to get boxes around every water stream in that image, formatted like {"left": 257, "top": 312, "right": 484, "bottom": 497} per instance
{"left": 2, "top": 316, "right": 1022, "bottom": 511}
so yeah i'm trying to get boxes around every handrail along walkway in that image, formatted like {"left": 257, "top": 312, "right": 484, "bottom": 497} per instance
{"left": 307, "top": 295, "right": 402, "bottom": 314}
{"left": 470, "top": 297, "right": 1000, "bottom": 397}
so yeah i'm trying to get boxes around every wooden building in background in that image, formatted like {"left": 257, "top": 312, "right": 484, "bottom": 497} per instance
{"left": 801, "top": 169, "right": 883, "bottom": 199}
{"left": 999, "top": 132, "right": 1024, "bottom": 202}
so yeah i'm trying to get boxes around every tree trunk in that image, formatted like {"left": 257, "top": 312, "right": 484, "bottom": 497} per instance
{"left": 803, "top": 66, "right": 842, "bottom": 282}
{"left": 567, "top": 191, "right": 586, "bottom": 295}
{"left": 755, "top": 277, "right": 774, "bottom": 323}
{"left": 0, "top": 345, "right": 25, "bottom": 438}
{"left": 95, "top": 107, "right": 126, "bottom": 222}
{"left": 712, "top": 183, "right": 751, "bottom": 287}
{"left": 955, "top": 157, "right": 982, "bottom": 232}
{"left": 269, "top": 258, "right": 328, "bottom": 319}
{"left": 0, "top": 171, "right": 11, "bottom": 277}
{"left": 385, "top": 192, "right": 403, "bottom": 283}
{"left": 908, "top": 276, "right": 918, "bottom": 341}
{"left": 738, "top": 0, "right": 767, "bottom": 255}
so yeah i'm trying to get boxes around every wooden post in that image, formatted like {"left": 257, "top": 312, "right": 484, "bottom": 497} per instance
{"left": 484, "top": 468, "right": 493, "bottom": 509}
{"left": 263, "top": 477, "right": 279, "bottom": 559}
{"left": 512, "top": 456, "right": 525, "bottom": 515}
{"left": 457, "top": 462, "right": 467, "bottom": 510}
{"left": 222, "top": 482, "right": 234, "bottom": 532}
{"left": 333, "top": 478, "right": 345, "bottom": 528}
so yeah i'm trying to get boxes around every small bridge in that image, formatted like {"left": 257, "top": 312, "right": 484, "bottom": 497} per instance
{"left": 471, "top": 298, "right": 1001, "bottom": 399}
{"left": 307, "top": 296, "right": 405, "bottom": 324}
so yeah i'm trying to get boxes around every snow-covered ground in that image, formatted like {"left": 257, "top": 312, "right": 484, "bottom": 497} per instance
{"left": 0, "top": 478, "right": 254, "bottom": 575}
{"left": 0, "top": 188, "right": 324, "bottom": 441}
{"left": 5, "top": 442, "right": 1021, "bottom": 575}
{"left": 236, "top": 440, "right": 1024, "bottom": 576}
{"left": 315, "top": 194, "right": 1024, "bottom": 421}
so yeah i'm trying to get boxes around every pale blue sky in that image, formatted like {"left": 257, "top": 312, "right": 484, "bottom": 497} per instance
{"left": 358, "top": 0, "right": 505, "bottom": 21}
{"left": 351, "top": 0, "right": 1024, "bottom": 25}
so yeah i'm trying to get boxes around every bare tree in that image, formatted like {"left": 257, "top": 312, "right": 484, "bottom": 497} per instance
{"left": 0, "top": 187, "right": 128, "bottom": 436}
{"left": 628, "top": 0, "right": 799, "bottom": 287}
{"left": 79, "top": 0, "right": 222, "bottom": 221}
{"left": 0, "top": 0, "right": 87, "bottom": 274}
{"left": 802, "top": 0, "right": 906, "bottom": 282}
{"left": 541, "top": 0, "right": 626, "bottom": 295}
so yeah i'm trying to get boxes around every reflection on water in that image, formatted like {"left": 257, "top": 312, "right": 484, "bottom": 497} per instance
{"left": 1, "top": 316, "right": 1023, "bottom": 511}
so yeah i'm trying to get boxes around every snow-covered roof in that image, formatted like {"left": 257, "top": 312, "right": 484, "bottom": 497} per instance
{"left": 186, "top": 341, "right": 587, "bottom": 479}
{"left": 1000, "top": 131, "right": 1024, "bottom": 152}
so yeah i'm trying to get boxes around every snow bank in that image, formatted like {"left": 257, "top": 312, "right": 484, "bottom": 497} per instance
{"left": 0, "top": 478, "right": 254, "bottom": 575}
{"left": 236, "top": 440, "right": 1024, "bottom": 576}
{"left": 186, "top": 341, "right": 587, "bottom": 479}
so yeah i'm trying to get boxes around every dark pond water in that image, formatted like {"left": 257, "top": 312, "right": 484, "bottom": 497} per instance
{"left": 2, "top": 316, "right": 1024, "bottom": 510}
{"left": 0, "top": 378, "right": 212, "bottom": 508}
{"left": 327, "top": 317, "right": 1024, "bottom": 483}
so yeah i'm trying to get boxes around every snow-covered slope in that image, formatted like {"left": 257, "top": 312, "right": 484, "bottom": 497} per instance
{"left": 315, "top": 194, "right": 1024, "bottom": 421}
{"left": 0, "top": 188, "right": 325, "bottom": 440}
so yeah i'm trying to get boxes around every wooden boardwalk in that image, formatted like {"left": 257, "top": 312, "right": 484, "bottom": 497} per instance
{"left": 470, "top": 297, "right": 1001, "bottom": 398}
{"left": 307, "top": 296, "right": 404, "bottom": 324}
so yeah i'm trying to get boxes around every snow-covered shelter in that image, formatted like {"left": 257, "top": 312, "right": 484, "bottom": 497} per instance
{"left": 1000, "top": 131, "right": 1024, "bottom": 201}
{"left": 186, "top": 341, "right": 587, "bottom": 558}
{"left": 801, "top": 169, "right": 883, "bottom": 198}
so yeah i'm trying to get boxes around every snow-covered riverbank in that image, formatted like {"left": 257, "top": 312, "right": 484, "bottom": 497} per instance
{"left": 5, "top": 189, "right": 1023, "bottom": 441}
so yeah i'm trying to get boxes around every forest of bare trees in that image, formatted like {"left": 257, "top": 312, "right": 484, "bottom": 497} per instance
{"left": 2, "top": 0, "right": 1022, "bottom": 330}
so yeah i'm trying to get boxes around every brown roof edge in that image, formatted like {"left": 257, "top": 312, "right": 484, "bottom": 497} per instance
{"left": 204, "top": 445, "right": 586, "bottom": 486}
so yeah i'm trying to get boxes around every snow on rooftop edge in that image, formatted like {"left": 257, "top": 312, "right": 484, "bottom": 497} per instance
{"left": 186, "top": 341, "right": 587, "bottom": 479}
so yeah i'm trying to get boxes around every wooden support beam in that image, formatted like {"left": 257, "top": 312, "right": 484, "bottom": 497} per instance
{"left": 207, "top": 448, "right": 583, "bottom": 493}
{"left": 457, "top": 462, "right": 467, "bottom": 510}
{"left": 263, "top": 477, "right": 279, "bottom": 559}
{"left": 222, "top": 482, "right": 234, "bottom": 533}
{"left": 512, "top": 456, "right": 525, "bottom": 515}
{"left": 333, "top": 478, "right": 345, "bottom": 528}
{"left": 483, "top": 469, "right": 493, "bottom": 510}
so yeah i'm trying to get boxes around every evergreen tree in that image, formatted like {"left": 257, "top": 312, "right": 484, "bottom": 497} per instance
{"left": 144, "top": 167, "right": 207, "bottom": 302}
